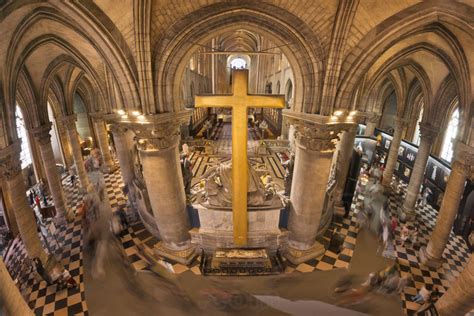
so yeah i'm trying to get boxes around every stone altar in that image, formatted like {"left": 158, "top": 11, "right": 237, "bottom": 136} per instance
{"left": 190, "top": 160, "right": 287, "bottom": 252}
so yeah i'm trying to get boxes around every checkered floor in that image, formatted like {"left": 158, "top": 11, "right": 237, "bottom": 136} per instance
{"left": 5, "top": 158, "right": 472, "bottom": 315}
{"left": 4, "top": 166, "right": 131, "bottom": 315}
{"left": 385, "top": 179, "right": 472, "bottom": 315}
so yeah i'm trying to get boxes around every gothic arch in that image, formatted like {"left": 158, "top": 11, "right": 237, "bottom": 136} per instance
{"left": 337, "top": 4, "right": 472, "bottom": 124}
{"left": 153, "top": 3, "right": 324, "bottom": 114}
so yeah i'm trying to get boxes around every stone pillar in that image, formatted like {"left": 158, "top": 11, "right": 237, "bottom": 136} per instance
{"left": 402, "top": 123, "right": 438, "bottom": 220}
{"left": 420, "top": 142, "right": 473, "bottom": 268}
{"left": 132, "top": 121, "right": 196, "bottom": 265}
{"left": 435, "top": 255, "right": 474, "bottom": 315}
{"left": 333, "top": 126, "right": 357, "bottom": 216}
{"left": 0, "top": 143, "right": 48, "bottom": 263}
{"left": 285, "top": 123, "right": 340, "bottom": 264}
{"left": 32, "top": 124, "right": 68, "bottom": 223}
{"left": 62, "top": 115, "right": 90, "bottom": 189}
{"left": 110, "top": 124, "right": 135, "bottom": 186}
{"left": 0, "top": 259, "right": 33, "bottom": 316}
{"left": 382, "top": 118, "right": 408, "bottom": 187}
{"left": 1, "top": 185, "right": 19, "bottom": 237}
{"left": 364, "top": 114, "right": 380, "bottom": 137}
{"left": 92, "top": 115, "right": 115, "bottom": 172}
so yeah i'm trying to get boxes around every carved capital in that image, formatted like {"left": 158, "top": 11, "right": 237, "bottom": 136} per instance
{"left": 395, "top": 117, "right": 410, "bottom": 129}
{"left": 62, "top": 114, "right": 77, "bottom": 131}
{"left": 453, "top": 141, "right": 474, "bottom": 179}
{"left": 109, "top": 123, "right": 129, "bottom": 136}
{"left": 32, "top": 123, "right": 52, "bottom": 146}
{"left": 366, "top": 113, "right": 381, "bottom": 124}
{"left": 0, "top": 142, "right": 22, "bottom": 181}
{"left": 294, "top": 124, "right": 340, "bottom": 152}
{"left": 132, "top": 122, "right": 181, "bottom": 151}
{"left": 89, "top": 112, "right": 105, "bottom": 122}
{"left": 419, "top": 122, "right": 439, "bottom": 141}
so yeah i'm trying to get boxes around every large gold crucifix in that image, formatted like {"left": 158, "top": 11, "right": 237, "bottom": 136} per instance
{"left": 195, "top": 69, "right": 285, "bottom": 246}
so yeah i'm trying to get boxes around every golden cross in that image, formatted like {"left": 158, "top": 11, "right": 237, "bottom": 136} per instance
{"left": 195, "top": 69, "right": 285, "bottom": 246}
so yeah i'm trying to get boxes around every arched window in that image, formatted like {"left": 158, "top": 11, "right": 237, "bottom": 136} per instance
{"left": 15, "top": 105, "right": 32, "bottom": 169}
{"left": 230, "top": 57, "right": 246, "bottom": 69}
{"left": 440, "top": 108, "right": 459, "bottom": 162}
{"left": 412, "top": 100, "right": 424, "bottom": 145}
{"left": 276, "top": 81, "right": 280, "bottom": 94}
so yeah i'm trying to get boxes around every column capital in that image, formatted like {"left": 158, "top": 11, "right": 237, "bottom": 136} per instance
{"left": 32, "top": 123, "right": 52, "bottom": 145}
{"left": 131, "top": 121, "right": 181, "bottom": 151}
{"left": 89, "top": 112, "right": 105, "bottom": 123}
{"left": 0, "top": 142, "right": 22, "bottom": 181}
{"left": 293, "top": 124, "right": 343, "bottom": 152}
{"left": 109, "top": 123, "right": 130, "bottom": 136}
{"left": 367, "top": 113, "right": 381, "bottom": 124}
{"left": 62, "top": 114, "right": 77, "bottom": 130}
{"left": 395, "top": 117, "right": 410, "bottom": 128}
{"left": 419, "top": 122, "right": 439, "bottom": 141}
{"left": 282, "top": 111, "right": 355, "bottom": 152}
{"left": 453, "top": 141, "right": 474, "bottom": 179}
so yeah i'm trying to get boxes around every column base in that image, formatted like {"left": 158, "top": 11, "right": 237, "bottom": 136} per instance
{"left": 153, "top": 241, "right": 198, "bottom": 265}
{"left": 401, "top": 205, "right": 417, "bottom": 222}
{"left": 101, "top": 163, "right": 118, "bottom": 174}
{"left": 334, "top": 205, "right": 346, "bottom": 217}
{"left": 284, "top": 241, "right": 325, "bottom": 265}
{"left": 419, "top": 246, "right": 442, "bottom": 269}
{"left": 54, "top": 213, "right": 67, "bottom": 226}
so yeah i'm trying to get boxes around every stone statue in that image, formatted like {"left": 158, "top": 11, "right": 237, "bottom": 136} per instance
{"left": 280, "top": 152, "right": 295, "bottom": 196}
{"left": 200, "top": 161, "right": 273, "bottom": 207}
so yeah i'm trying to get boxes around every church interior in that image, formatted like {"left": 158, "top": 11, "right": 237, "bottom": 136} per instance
{"left": 0, "top": 1, "right": 473, "bottom": 315}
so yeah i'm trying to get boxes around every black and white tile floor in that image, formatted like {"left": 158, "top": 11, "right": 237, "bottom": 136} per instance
{"left": 4, "top": 162, "right": 471, "bottom": 315}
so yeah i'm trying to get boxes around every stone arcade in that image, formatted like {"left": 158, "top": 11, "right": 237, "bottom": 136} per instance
{"left": 0, "top": 1, "right": 473, "bottom": 315}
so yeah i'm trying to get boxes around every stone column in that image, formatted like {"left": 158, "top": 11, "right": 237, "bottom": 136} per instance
{"left": 32, "top": 124, "right": 68, "bottom": 223}
{"left": 132, "top": 121, "right": 196, "bottom": 265}
{"left": 1, "top": 185, "right": 19, "bottom": 237}
{"left": 333, "top": 126, "right": 357, "bottom": 216}
{"left": 435, "top": 255, "right": 474, "bottom": 315}
{"left": 420, "top": 142, "right": 473, "bottom": 268}
{"left": 382, "top": 118, "right": 408, "bottom": 187}
{"left": 0, "top": 143, "right": 48, "bottom": 263}
{"left": 91, "top": 115, "right": 115, "bottom": 172}
{"left": 364, "top": 114, "right": 380, "bottom": 137}
{"left": 110, "top": 124, "right": 135, "bottom": 186}
{"left": 285, "top": 123, "right": 340, "bottom": 264}
{"left": 62, "top": 115, "right": 90, "bottom": 190}
{"left": 402, "top": 123, "right": 438, "bottom": 220}
{"left": 0, "top": 259, "right": 33, "bottom": 316}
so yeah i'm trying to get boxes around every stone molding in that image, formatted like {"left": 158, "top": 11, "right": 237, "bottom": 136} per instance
{"left": 32, "top": 123, "right": 52, "bottom": 146}
{"left": 419, "top": 122, "right": 439, "bottom": 140}
{"left": 0, "top": 142, "right": 22, "bottom": 181}
{"left": 62, "top": 114, "right": 77, "bottom": 130}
